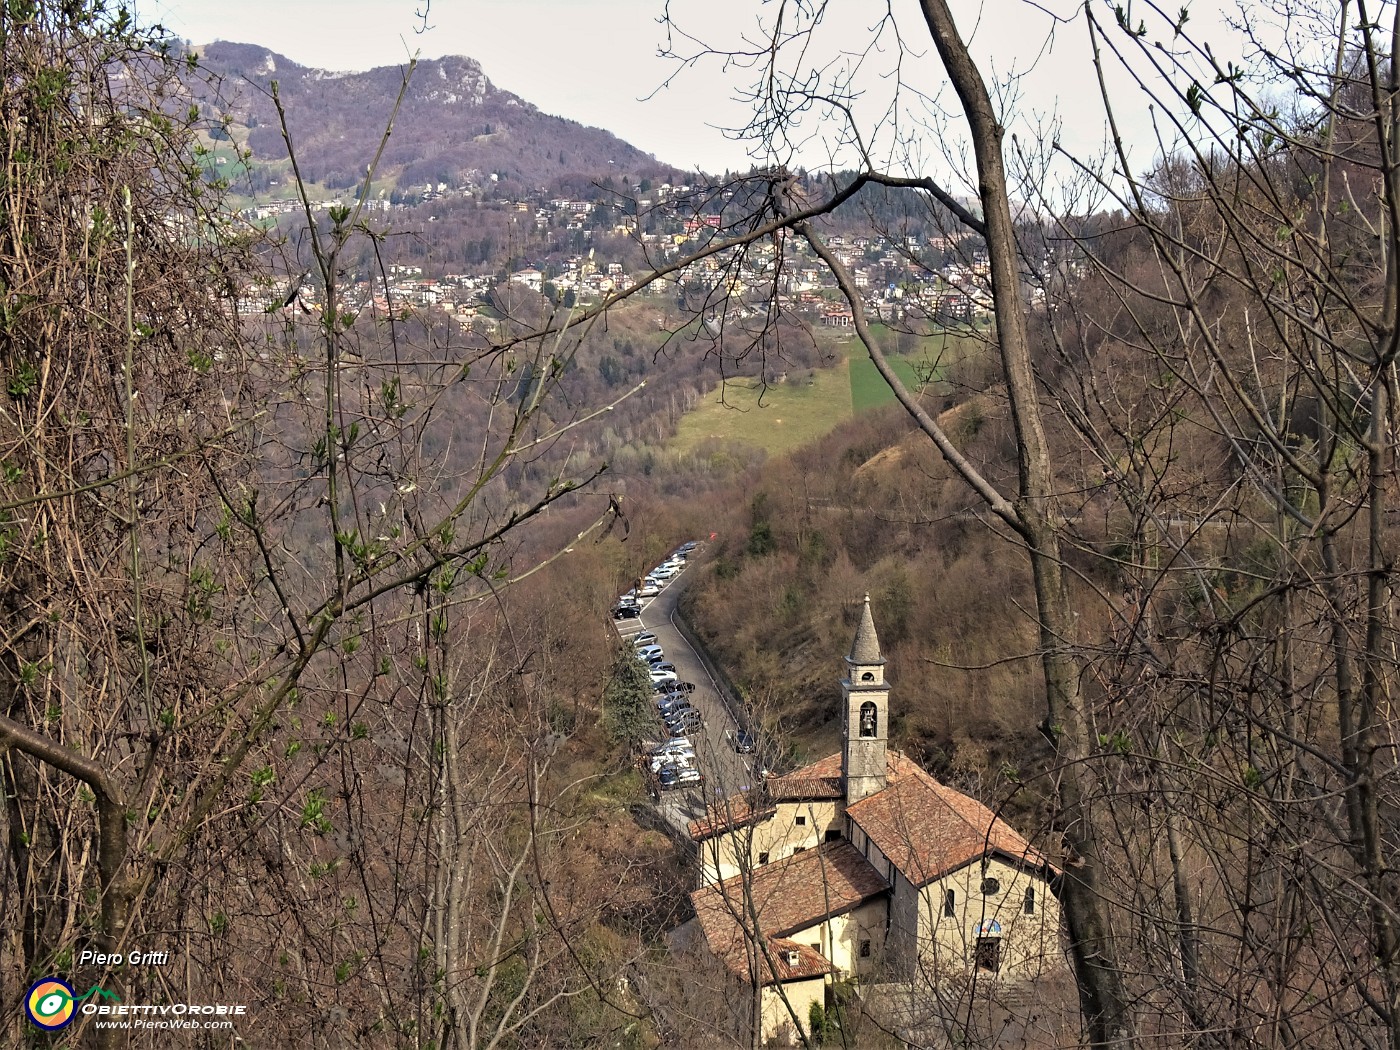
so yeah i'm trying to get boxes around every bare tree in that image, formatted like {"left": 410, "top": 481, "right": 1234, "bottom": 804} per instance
{"left": 0, "top": 6, "right": 636, "bottom": 1046}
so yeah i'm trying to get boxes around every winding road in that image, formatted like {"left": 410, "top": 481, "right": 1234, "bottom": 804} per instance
{"left": 615, "top": 561, "right": 761, "bottom": 834}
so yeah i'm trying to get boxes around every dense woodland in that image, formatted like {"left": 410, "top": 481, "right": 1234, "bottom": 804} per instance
{"left": 4, "top": 0, "right": 1400, "bottom": 1048}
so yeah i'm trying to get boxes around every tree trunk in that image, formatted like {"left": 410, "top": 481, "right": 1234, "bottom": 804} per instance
{"left": 912, "top": 1, "right": 1135, "bottom": 1042}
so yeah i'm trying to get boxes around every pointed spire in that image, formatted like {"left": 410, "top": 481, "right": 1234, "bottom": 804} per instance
{"left": 847, "top": 594, "right": 884, "bottom": 665}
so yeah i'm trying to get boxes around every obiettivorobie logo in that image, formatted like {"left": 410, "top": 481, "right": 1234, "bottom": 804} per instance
{"left": 24, "top": 978, "right": 119, "bottom": 1031}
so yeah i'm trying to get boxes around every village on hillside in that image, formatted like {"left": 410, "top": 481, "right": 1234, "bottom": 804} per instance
{"left": 239, "top": 176, "right": 1044, "bottom": 334}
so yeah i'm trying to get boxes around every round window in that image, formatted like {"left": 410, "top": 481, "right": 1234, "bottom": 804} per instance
{"left": 981, "top": 877, "right": 1001, "bottom": 895}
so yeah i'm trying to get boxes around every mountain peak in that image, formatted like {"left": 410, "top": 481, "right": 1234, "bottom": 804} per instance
{"left": 189, "top": 42, "right": 672, "bottom": 189}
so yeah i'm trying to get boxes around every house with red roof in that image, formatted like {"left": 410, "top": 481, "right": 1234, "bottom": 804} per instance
{"left": 684, "top": 597, "right": 1061, "bottom": 1042}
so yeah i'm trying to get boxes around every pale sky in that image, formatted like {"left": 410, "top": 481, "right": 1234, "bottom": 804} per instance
{"left": 144, "top": 0, "right": 1266, "bottom": 185}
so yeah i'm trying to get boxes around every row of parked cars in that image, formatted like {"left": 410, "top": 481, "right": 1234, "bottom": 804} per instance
{"left": 612, "top": 542, "right": 699, "bottom": 620}
{"left": 629, "top": 630, "right": 704, "bottom": 791}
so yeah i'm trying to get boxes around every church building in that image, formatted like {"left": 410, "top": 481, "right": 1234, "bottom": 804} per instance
{"left": 685, "top": 597, "right": 1061, "bottom": 1042}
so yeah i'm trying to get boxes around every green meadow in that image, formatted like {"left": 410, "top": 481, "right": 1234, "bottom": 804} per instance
{"left": 670, "top": 327, "right": 973, "bottom": 457}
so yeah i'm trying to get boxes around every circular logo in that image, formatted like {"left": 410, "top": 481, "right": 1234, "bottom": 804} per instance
{"left": 26, "top": 978, "right": 76, "bottom": 1030}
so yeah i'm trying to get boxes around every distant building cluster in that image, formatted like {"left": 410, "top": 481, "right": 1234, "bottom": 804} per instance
{"left": 237, "top": 173, "right": 1074, "bottom": 333}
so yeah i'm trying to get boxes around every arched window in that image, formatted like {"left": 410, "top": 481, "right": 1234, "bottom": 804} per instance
{"left": 943, "top": 889, "right": 956, "bottom": 918}
{"left": 859, "top": 701, "right": 877, "bottom": 738}
{"left": 861, "top": 671, "right": 874, "bottom": 682}
{"left": 1024, "top": 887, "right": 1036, "bottom": 915}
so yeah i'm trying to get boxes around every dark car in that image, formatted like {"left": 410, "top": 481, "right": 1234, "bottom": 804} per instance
{"left": 657, "top": 765, "right": 703, "bottom": 791}
{"left": 666, "top": 710, "right": 704, "bottom": 734}
{"left": 612, "top": 603, "right": 641, "bottom": 620}
{"left": 658, "top": 699, "right": 697, "bottom": 719}
{"left": 733, "top": 729, "right": 757, "bottom": 754}
{"left": 658, "top": 681, "right": 696, "bottom": 694}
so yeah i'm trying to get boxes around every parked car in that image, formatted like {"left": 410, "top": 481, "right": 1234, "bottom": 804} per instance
{"left": 665, "top": 719, "right": 703, "bottom": 741}
{"left": 665, "top": 681, "right": 697, "bottom": 694}
{"left": 644, "top": 652, "right": 670, "bottom": 667}
{"left": 650, "top": 669, "right": 679, "bottom": 685}
{"left": 649, "top": 564, "right": 679, "bottom": 580}
{"left": 636, "top": 582, "right": 660, "bottom": 598}
{"left": 657, "top": 698, "right": 696, "bottom": 718}
{"left": 732, "top": 728, "right": 758, "bottom": 754}
{"left": 666, "top": 710, "right": 704, "bottom": 734}
{"left": 635, "top": 645, "right": 664, "bottom": 662}
{"left": 657, "top": 765, "right": 703, "bottom": 791}
{"left": 650, "top": 662, "right": 678, "bottom": 675}
{"left": 649, "top": 748, "right": 696, "bottom": 773}
{"left": 630, "top": 632, "right": 658, "bottom": 648}
{"left": 612, "top": 603, "right": 641, "bottom": 620}
{"left": 663, "top": 716, "right": 701, "bottom": 737}
{"left": 652, "top": 735, "right": 692, "bottom": 751}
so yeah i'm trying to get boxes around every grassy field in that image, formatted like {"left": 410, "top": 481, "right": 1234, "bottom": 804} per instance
{"left": 849, "top": 355, "right": 922, "bottom": 412}
{"left": 669, "top": 328, "right": 975, "bottom": 458}
{"left": 670, "top": 366, "right": 856, "bottom": 456}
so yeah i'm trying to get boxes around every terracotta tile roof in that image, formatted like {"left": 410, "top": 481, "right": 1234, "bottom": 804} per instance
{"left": 762, "top": 938, "right": 837, "bottom": 983}
{"left": 690, "top": 840, "right": 889, "bottom": 981}
{"left": 766, "top": 749, "right": 922, "bottom": 802}
{"left": 845, "top": 764, "right": 1055, "bottom": 886}
{"left": 693, "top": 751, "right": 923, "bottom": 836}
{"left": 689, "top": 791, "right": 775, "bottom": 841}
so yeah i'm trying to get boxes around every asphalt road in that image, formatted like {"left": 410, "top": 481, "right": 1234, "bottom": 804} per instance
{"left": 614, "top": 561, "right": 762, "bottom": 834}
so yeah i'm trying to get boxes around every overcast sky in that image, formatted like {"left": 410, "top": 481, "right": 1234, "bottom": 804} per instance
{"left": 145, "top": 0, "right": 1254, "bottom": 183}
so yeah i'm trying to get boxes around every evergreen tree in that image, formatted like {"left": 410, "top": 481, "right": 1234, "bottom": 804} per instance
{"left": 603, "top": 646, "right": 654, "bottom": 751}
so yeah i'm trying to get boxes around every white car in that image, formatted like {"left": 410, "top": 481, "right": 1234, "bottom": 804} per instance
{"left": 649, "top": 564, "right": 679, "bottom": 580}
{"left": 649, "top": 669, "right": 678, "bottom": 685}
{"left": 649, "top": 747, "right": 696, "bottom": 772}
{"left": 636, "top": 582, "right": 660, "bottom": 598}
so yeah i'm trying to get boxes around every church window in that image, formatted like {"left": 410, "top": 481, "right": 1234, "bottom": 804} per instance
{"left": 943, "top": 889, "right": 956, "bottom": 918}
{"left": 1024, "top": 887, "right": 1035, "bottom": 914}
{"left": 859, "top": 939, "right": 872, "bottom": 958}
{"left": 981, "top": 877, "right": 1001, "bottom": 895}
{"left": 859, "top": 701, "right": 877, "bottom": 738}
{"left": 861, "top": 671, "right": 874, "bottom": 682}
{"left": 795, "top": 815, "right": 807, "bottom": 826}
{"left": 759, "top": 852, "right": 770, "bottom": 865}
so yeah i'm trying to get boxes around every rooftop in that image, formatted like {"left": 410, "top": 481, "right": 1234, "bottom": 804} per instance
{"left": 691, "top": 839, "right": 890, "bottom": 973}
{"left": 765, "top": 749, "right": 922, "bottom": 803}
{"left": 846, "top": 764, "right": 1056, "bottom": 887}
{"left": 688, "top": 790, "right": 775, "bottom": 842}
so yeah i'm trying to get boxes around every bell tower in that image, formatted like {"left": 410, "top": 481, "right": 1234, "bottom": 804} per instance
{"left": 842, "top": 594, "right": 889, "bottom": 805}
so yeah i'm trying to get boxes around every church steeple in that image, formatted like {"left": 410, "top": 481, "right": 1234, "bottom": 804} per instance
{"left": 842, "top": 595, "right": 889, "bottom": 805}
{"left": 849, "top": 593, "right": 884, "bottom": 665}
